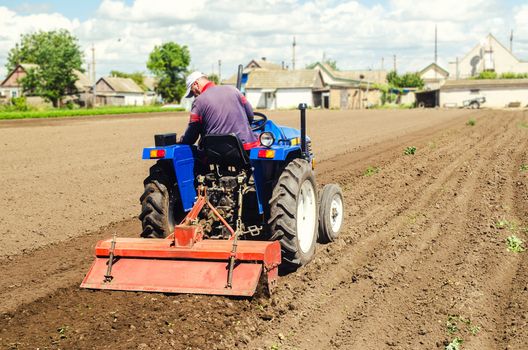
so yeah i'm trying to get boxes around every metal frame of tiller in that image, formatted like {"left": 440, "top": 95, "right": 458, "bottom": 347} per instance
{"left": 81, "top": 181, "right": 281, "bottom": 297}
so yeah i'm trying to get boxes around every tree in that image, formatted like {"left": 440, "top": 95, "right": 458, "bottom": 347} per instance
{"left": 386, "top": 70, "right": 424, "bottom": 89}
{"left": 208, "top": 73, "right": 220, "bottom": 84}
{"left": 110, "top": 70, "right": 147, "bottom": 90}
{"left": 6, "top": 30, "right": 84, "bottom": 107}
{"left": 147, "top": 42, "right": 191, "bottom": 103}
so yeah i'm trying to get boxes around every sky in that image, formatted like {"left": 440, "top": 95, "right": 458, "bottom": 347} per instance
{"left": 1, "top": 0, "right": 528, "bottom": 80}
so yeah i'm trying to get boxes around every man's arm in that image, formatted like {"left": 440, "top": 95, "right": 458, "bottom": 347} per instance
{"left": 239, "top": 93, "right": 254, "bottom": 123}
{"left": 179, "top": 113, "right": 202, "bottom": 145}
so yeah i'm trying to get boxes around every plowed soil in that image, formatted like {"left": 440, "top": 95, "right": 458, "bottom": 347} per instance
{"left": 1, "top": 109, "right": 527, "bottom": 350}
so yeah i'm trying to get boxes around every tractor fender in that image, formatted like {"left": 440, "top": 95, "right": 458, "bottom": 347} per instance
{"left": 142, "top": 144, "right": 196, "bottom": 211}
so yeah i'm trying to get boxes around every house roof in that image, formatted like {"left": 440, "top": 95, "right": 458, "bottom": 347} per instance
{"left": 245, "top": 69, "right": 323, "bottom": 89}
{"left": 314, "top": 62, "right": 387, "bottom": 84}
{"left": 143, "top": 76, "right": 158, "bottom": 91}
{"left": 449, "top": 33, "right": 527, "bottom": 65}
{"left": 74, "top": 70, "right": 92, "bottom": 91}
{"left": 98, "top": 77, "right": 144, "bottom": 93}
{"left": 419, "top": 62, "right": 449, "bottom": 76}
{"left": 245, "top": 59, "right": 283, "bottom": 70}
{"left": 441, "top": 78, "right": 528, "bottom": 90}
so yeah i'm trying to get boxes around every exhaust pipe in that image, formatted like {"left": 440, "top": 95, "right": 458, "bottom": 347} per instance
{"left": 298, "top": 103, "right": 307, "bottom": 157}
{"left": 236, "top": 64, "right": 243, "bottom": 91}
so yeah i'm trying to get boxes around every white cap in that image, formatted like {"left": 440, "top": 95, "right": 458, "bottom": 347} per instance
{"left": 184, "top": 71, "right": 206, "bottom": 98}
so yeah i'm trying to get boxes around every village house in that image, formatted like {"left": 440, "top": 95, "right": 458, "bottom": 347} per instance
{"left": 95, "top": 76, "right": 145, "bottom": 106}
{"left": 312, "top": 62, "right": 385, "bottom": 109}
{"left": 0, "top": 63, "right": 92, "bottom": 106}
{"left": 223, "top": 59, "right": 385, "bottom": 109}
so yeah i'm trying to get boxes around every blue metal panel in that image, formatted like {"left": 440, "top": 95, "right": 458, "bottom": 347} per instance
{"left": 142, "top": 145, "right": 196, "bottom": 211}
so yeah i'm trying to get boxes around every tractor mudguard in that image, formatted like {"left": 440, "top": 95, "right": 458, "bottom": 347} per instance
{"left": 142, "top": 144, "right": 196, "bottom": 211}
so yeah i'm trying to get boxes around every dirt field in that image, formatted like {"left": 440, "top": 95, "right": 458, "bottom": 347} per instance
{"left": 1, "top": 108, "right": 527, "bottom": 350}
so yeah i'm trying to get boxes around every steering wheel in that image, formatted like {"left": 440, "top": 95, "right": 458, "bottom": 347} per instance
{"left": 251, "top": 112, "right": 268, "bottom": 131}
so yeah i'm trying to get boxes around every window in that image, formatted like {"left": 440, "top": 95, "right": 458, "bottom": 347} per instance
{"left": 11, "top": 90, "right": 17, "bottom": 98}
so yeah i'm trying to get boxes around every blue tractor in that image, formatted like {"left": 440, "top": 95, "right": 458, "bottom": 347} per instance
{"left": 82, "top": 104, "right": 344, "bottom": 296}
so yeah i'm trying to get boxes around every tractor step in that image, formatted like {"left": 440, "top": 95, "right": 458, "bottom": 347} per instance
{"left": 81, "top": 238, "right": 280, "bottom": 297}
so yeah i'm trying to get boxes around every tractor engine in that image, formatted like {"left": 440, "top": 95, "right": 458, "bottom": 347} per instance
{"left": 199, "top": 173, "right": 241, "bottom": 239}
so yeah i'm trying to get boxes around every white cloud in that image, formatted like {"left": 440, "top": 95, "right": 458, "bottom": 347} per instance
{"left": 0, "top": 0, "right": 526, "bottom": 81}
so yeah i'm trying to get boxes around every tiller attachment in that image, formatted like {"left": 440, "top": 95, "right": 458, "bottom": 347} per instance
{"left": 81, "top": 186, "right": 281, "bottom": 297}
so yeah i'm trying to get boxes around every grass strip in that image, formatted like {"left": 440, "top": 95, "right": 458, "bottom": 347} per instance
{"left": 0, "top": 106, "right": 185, "bottom": 120}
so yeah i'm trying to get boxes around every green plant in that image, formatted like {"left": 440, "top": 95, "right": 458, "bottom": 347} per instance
{"left": 466, "top": 119, "right": 476, "bottom": 126}
{"left": 445, "top": 337, "right": 463, "bottom": 350}
{"left": 520, "top": 164, "right": 528, "bottom": 172}
{"left": 363, "top": 166, "right": 380, "bottom": 177}
{"left": 57, "top": 325, "right": 69, "bottom": 339}
{"left": 496, "top": 218, "right": 516, "bottom": 230}
{"left": 270, "top": 344, "right": 280, "bottom": 350}
{"left": 518, "top": 122, "right": 528, "bottom": 129}
{"left": 506, "top": 235, "right": 524, "bottom": 253}
{"left": 404, "top": 146, "right": 416, "bottom": 155}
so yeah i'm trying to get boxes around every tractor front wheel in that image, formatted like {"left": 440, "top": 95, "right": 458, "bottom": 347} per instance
{"left": 269, "top": 159, "right": 318, "bottom": 271}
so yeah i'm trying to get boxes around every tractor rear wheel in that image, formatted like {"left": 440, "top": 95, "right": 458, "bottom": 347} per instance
{"left": 139, "top": 162, "right": 184, "bottom": 238}
{"left": 269, "top": 159, "right": 318, "bottom": 271}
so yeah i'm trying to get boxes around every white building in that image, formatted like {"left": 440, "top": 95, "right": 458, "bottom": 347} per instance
{"left": 448, "top": 34, "right": 528, "bottom": 79}
{"left": 95, "top": 77, "right": 145, "bottom": 106}
{"left": 419, "top": 63, "right": 449, "bottom": 90}
{"left": 440, "top": 79, "right": 528, "bottom": 108}
{"left": 244, "top": 69, "right": 324, "bottom": 109}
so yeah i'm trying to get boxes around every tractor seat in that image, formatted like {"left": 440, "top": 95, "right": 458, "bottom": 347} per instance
{"left": 203, "top": 134, "right": 250, "bottom": 169}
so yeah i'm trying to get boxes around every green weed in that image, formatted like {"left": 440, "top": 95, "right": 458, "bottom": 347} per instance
{"left": 404, "top": 146, "right": 417, "bottom": 155}
{"left": 496, "top": 219, "right": 517, "bottom": 231}
{"left": 444, "top": 315, "right": 480, "bottom": 349}
{"left": 506, "top": 235, "right": 524, "bottom": 253}
{"left": 520, "top": 164, "right": 528, "bottom": 172}
{"left": 466, "top": 119, "right": 476, "bottom": 126}
{"left": 364, "top": 166, "right": 380, "bottom": 177}
{"left": 270, "top": 344, "right": 280, "bottom": 350}
{"left": 445, "top": 337, "right": 463, "bottom": 350}
{"left": 518, "top": 122, "right": 528, "bottom": 129}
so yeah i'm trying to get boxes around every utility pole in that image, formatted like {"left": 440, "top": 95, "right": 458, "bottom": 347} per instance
{"left": 435, "top": 25, "right": 438, "bottom": 80}
{"left": 393, "top": 54, "right": 397, "bottom": 72}
{"left": 510, "top": 30, "right": 514, "bottom": 52}
{"left": 218, "top": 59, "right": 222, "bottom": 83}
{"left": 434, "top": 24, "right": 438, "bottom": 64}
{"left": 92, "top": 43, "right": 96, "bottom": 107}
{"left": 292, "top": 36, "right": 296, "bottom": 70}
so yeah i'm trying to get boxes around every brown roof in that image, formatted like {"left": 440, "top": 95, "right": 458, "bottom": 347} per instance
{"left": 98, "top": 77, "right": 144, "bottom": 93}
{"left": 74, "top": 70, "right": 92, "bottom": 92}
{"left": 245, "top": 69, "right": 323, "bottom": 89}
{"left": 441, "top": 79, "right": 528, "bottom": 90}
{"left": 245, "top": 59, "right": 283, "bottom": 70}
{"left": 143, "top": 76, "right": 158, "bottom": 91}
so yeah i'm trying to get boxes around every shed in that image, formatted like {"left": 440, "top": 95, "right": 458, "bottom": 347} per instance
{"left": 440, "top": 79, "right": 528, "bottom": 108}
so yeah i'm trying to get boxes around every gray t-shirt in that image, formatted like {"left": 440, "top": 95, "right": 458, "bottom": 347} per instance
{"left": 180, "top": 83, "right": 257, "bottom": 147}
